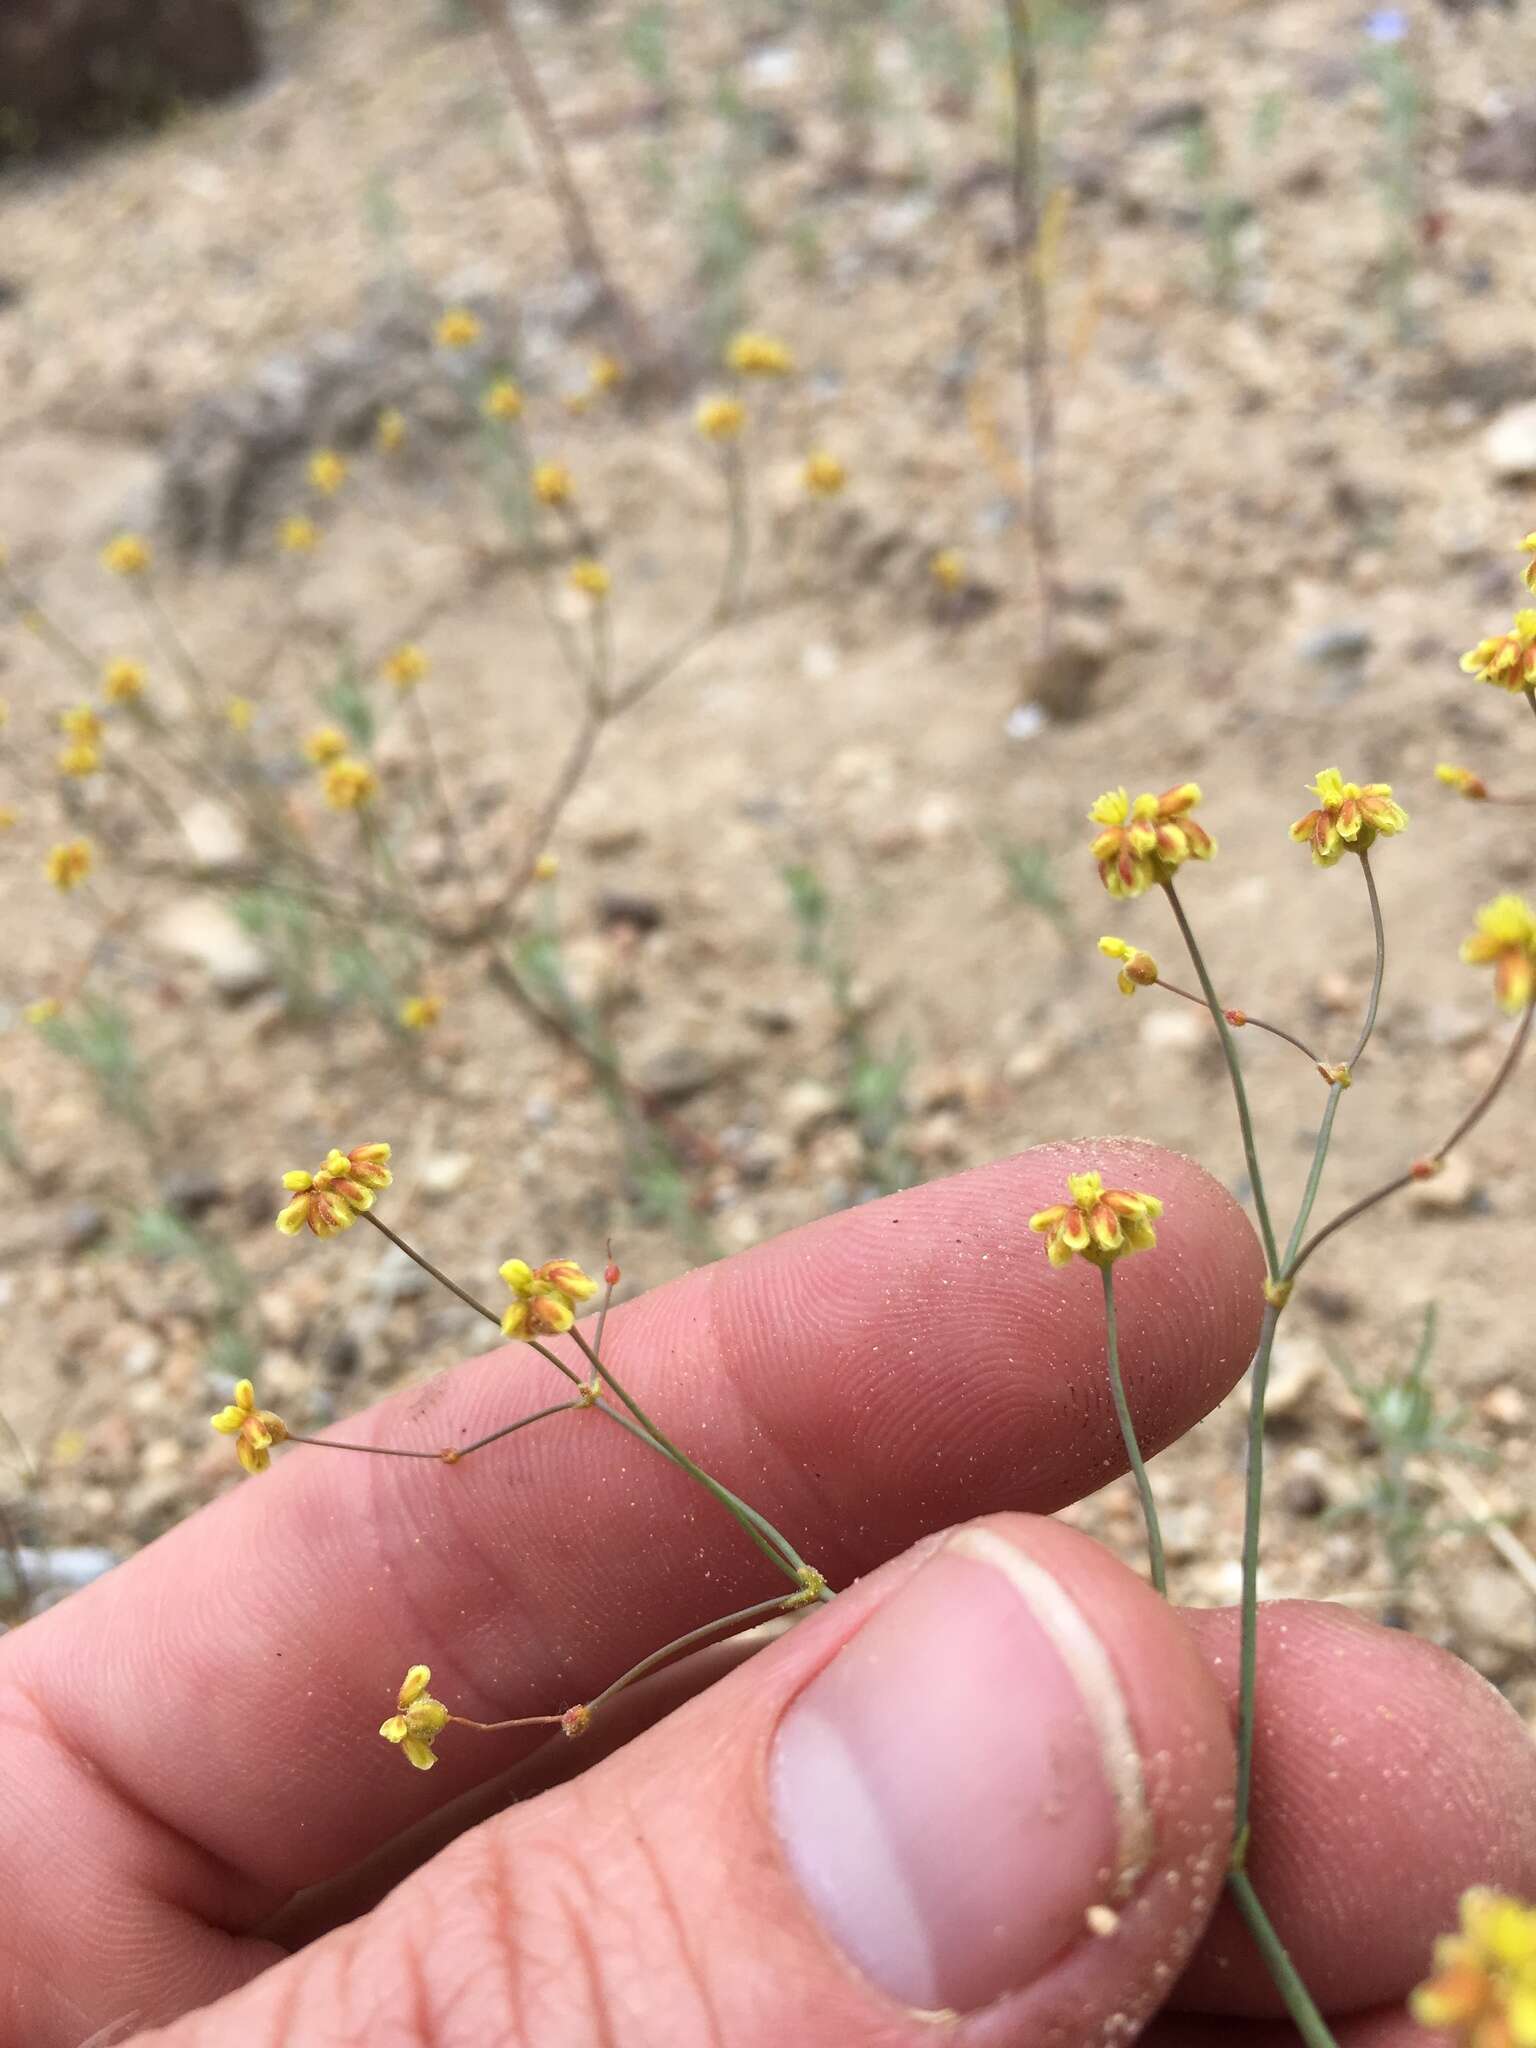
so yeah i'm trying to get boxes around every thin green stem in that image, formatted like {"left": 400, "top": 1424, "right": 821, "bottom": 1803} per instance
{"left": 1155, "top": 978, "right": 1324, "bottom": 1066}
{"left": 1160, "top": 879, "right": 1280, "bottom": 1275}
{"left": 358, "top": 1210, "right": 510, "bottom": 1335}
{"left": 1227, "top": 1872, "right": 1340, "bottom": 2047}
{"left": 585, "top": 1594, "right": 796, "bottom": 1713}
{"left": 1345, "top": 849, "right": 1387, "bottom": 1070}
{"left": 1233, "top": 1302, "right": 1278, "bottom": 1841}
{"left": 1100, "top": 1264, "right": 1165, "bottom": 1596}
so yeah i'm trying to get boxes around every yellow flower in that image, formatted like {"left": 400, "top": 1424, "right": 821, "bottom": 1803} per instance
{"left": 303, "top": 725, "right": 348, "bottom": 765}
{"left": 1461, "top": 895, "right": 1536, "bottom": 1014}
{"left": 436, "top": 307, "right": 482, "bottom": 349}
{"left": 499, "top": 1256, "right": 600, "bottom": 1341}
{"left": 379, "top": 1665, "right": 451, "bottom": 1771}
{"left": 532, "top": 850, "right": 559, "bottom": 881}
{"left": 308, "top": 449, "right": 347, "bottom": 497}
{"left": 275, "top": 1143, "right": 393, "bottom": 1237}
{"left": 1098, "top": 935, "right": 1158, "bottom": 996}
{"left": 1461, "top": 612, "right": 1536, "bottom": 694}
{"left": 57, "top": 742, "right": 100, "bottom": 778}
{"left": 930, "top": 548, "right": 965, "bottom": 592}
{"left": 1089, "top": 783, "right": 1215, "bottom": 899}
{"left": 45, "top": 839, "right": 93, "bottom": 890}
{"left": 210, "top": 1378, "right": 289, "bottom": 1477}
{"left": 726, "top": 330, "right": 794, "bottom": 375}
{"left": 0, "top": 806, "right": 16, "bottom": 833}
{"left": 399, "top": 993, "right": 443, "bottom": 1031}
{"left": 569, "top": 559, "right": 610, "bottom": 600}
{"left": 482, "top": 378, "right": 523, "bottom": 421}
{"left": 24, "top": 998, "right": 60, "bottom": 1026}
{"left": 227, "top": 697, "right": 254, "bottom": 733}
{"left": 802, "top": 450, "right": 846, "bottom": 496}
{"left": 1436, "top": 763, "right": 1489, "bottom": 802}
{"left": 377, "top": 407, "right": 407, "bottom": 453}
{"left": 533, "top": 461, "right": 573, "bottom": 507}
{"left": 696, "top": 395, "right": 745, "bottom": 440}
{"left": 1521, "top": 534, "right": 1536, "bottom": 595}
{"left": 590, "top": 352, "right": 622, "bottom": 392}
{"left": 1289, "top": 768, "right": 1408, "bottom": 867}
{"left": 323, "top": 757, "right": 377, "bottom": 809}
{"left": 381, "top": 643, "right": 428, "bottom": 690}
{"left": 1029, "top": 1170, "right": 1164, "bottom": 1270}
{"left": 1411, "top": 1888, "right": 1536, "bottom": 2047}
{"left": 102, "top": 533, "right": 151, "bottom": 577}
{"left": 60, "top": 706, "right": 102, "bottom": 744}
{"left": 102, "top": 658, "right": 146, "bottom": 704}
{"left": 278, "top": 514, "right": 320, "bottom": 554}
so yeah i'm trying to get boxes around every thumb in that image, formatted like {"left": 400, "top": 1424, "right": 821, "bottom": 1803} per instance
{"left": 134, "top": 1515, "right": 1235, "bottom": 2047}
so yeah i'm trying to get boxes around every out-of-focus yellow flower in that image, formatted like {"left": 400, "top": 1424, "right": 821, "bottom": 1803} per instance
{"left": 1411, "top": 1887, "right": 1536, "bottom": 2046}
{"left": 308, "top": 449, "right": 347, "bottom": 497}
{"left": 275, "top": 1143, "right": 392, "bottom": 1237}
{"left": 24, "top": 998, "right": 60, "bottom": 1026}
{"left": 1461, "top": 612, "right": 1536, "bottom": 694}
{"left": 802, "top": 451, "right": 846, "bottom": 496}
{"left": 569, "top": 559, "right": 610, "bottom": 600}
{"left": 0, "top": 697, "right": 8, "bottom": 725}
{"left": 1437, "top": 763, "right": 1489, "bottom": 802}
{"left": 1461, "top": 895, "right": 1536, "bottom": 1014}
{"left": 436, "top": 307, "right": 482, "bottom": 349}
{"left": 482, "top": 378, "right": 524, "bottom": 421}
{"left": 101, "top": 658, "right": 146, "bottom": 704}
{"left": 60, "top": 707, "right": 102, "bottom": 744}
{"left": 532, "top": 850, "right": 559, "bottom": 881}
{"left": 210, "top": 1378, "right": 288, "bottom": 1476}
{"left": 726, "top": 330, "right": 794, "bottom": 375}
{"left": 45, "top": 839, "right": 93, "bottom": 890}
{"left": 399, "top": 993, "right": 443, "bottom": 1031}
{"left": 57, "top": 742, "right": 100, "bottom": 778}
{"left": 0, "top": 806, "right": 17, "bottom": 833}
{"left": 303, "top": 725, "right": 348, "bottom": 765}
{"left": 278, "top": 514, "right": 320, "bottom": 554}
{"left": 227, "top": 697, "right": 254, "bottom": 733}
{"left": 381, "top": 643, "right": 428, "bottom": 690}
{"left": 1098, "top": 935, "right": 1158, "bottom": 996}
{"left": 590, "top": 352, "right": 622, "bottom": 392}
{"left": 1289, "top": 768, "right": 1408, "bottom": 867}
{"left": 1089, "top": 784, "right": 1214, "bottom": 899}
{"left": 533, "top": 461, "right": 573, "bottom": 507}
{"left": 377, "top": 407, "right": 408, "bottom": 453}
{"left": 696, "top": 395, "right": 745, "bottom": 440}
{"left": 499, "top": 1256, "right": 599, "bottom": 1341}
{"left": 102, "top": 533, "right": 151, "bottom": 577}
{"left": 1029, "top": 1170, "right": 1163, "bottom": 1270}
{"left": 379, "top": 1665, "right": 450, "bottom": 1770}
{"left": 1521, "top": 534, "right": 1536, "bottom": 595}
{"left": 323, "top": 758, "right": 377, "bottom": 809}
{"left": 930, "top": 548, "right": 965, "bottom": 592}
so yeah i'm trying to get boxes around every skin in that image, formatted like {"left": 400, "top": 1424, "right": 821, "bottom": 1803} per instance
{"left": 1, "top": 1140, "right": 1527, "bottom": 2046}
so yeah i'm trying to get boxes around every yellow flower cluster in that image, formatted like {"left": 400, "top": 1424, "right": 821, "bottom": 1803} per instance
{"left": 1411, "top": 1888, "right": 1536, "bottom": 2046}
{"left": 57, "top": 706, "right": 102, "bottom": 778}
{"left": 533, "top": 462, "right": 573, "bottom": 507}
{"left": 46, "top": 839, "right": 93, "bottom": 890}
{"left": 377, "top": 407, "right": 407, "bottom": 453}
{"left": 381, "top": 644, "right": 428, "bottom": 690}
{"left": 482, "top": 379, "right": 523, "bottom": 421}
{"left": 499, "top": 1257, "right": 599, "bottom": 1341}
{"left": 1437, "top": 764, "right": 1488, "bottom": 802}
{"left": 399, "top": 993, "right": 443, "bottom": 1031}
{"left": 323, "top": 758, "right": 377, "bottom": 809}
{"left": 1029, "top": 1171, "right": 1163, "bottom": 1270}
{"left": 1289, "top": 768, "right": 1407, "bottom": 867}
{"left": 436, "top": 307, "right": 482, "bottom": 349}
{"left": 227, "top": 697, "right": 254, "bottom": 733}
{"left": 1089, "top": 784, "right": 1214, "bottom": 899}
{"left": 569, "top": 559, "right": 610, "bottom": 600}
{"left": 696, "top": 395, "right": 745, "bottom": 440}
{"left": 308, "top": 449, "right": 347, "bottom": 497}
{"left": 278, "top": 514, "right": 319, "bottom": 555}
{"left": 275, "top": 1143, "right": 392, "bottom": 1237}
{"left": 930, "top": 548, "right": 965, "bottom": 592}
{"left": 380, "top": 1664, "right": 450, "bottom": 1770}
{"left": 1523, "top": 534, "right": 1536, "bottom": 594}
{"left": 102, "top": 658, "right": 146, "bottom": 704}
{"left": 102, "top": 533, "right": 151, "bottom": 577}
{"left": 303, "top": 725, "right": 348, "bottom": 765}
{"left": 1461, "top": 895, "right": 1536, "bottom": 1014}
{"left": 210, "top": 1379, "right": 288, "bottom": 1476}
{"left": 1461, "top": 612, "right": 1536, "bottom": 694}
{"left": 1098, "top": 935, "right": 1158, "bottom": 996}
{"left": 726, "top": 331, "right": 794, "bottom": 375}
{"left": 802, "top": 451, "right": 846, "bottom": 496}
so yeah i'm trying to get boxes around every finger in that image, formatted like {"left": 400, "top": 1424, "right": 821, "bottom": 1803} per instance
{"left": 1172, "top": 1601, "right": 1536, "bottom": 2014}
{"left": 129, "top": 1516, "right": 1239, "bottom": 2048}
{"left": 6, "top": 1138, "right": 1263, "bottom": 1920}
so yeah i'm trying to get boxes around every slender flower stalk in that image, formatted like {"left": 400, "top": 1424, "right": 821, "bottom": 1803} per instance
{"left": 1228, "top": 1871, "right": 1341, "bottom": 2047}
{"left": 1100, "top": 1265, "right": 1165, "bottom": 1595}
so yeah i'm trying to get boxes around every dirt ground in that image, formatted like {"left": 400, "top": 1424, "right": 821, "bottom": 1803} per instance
{"left": 1, "top": 0, "right": 1534, "bottom": 1721}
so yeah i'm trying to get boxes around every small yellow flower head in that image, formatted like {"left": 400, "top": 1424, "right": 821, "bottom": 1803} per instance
{"left": 210, "top": 1378, "right": 289, "bottom": 1476}
{"left": 308, "top": 449, "right": 347, "bottom": 497}
{"left": 0, "top": 806, "right": 17, "bottom": 833}
{"left": 275, "top": 1142, "right": 393, "bottom": 1237}
{"left": 590, "top": 352, "right": 623, "bottom": 393}
{"left": 1089, "top": 783, "right": 1215, "bottom": 899}
{"left": 802, "top": 450, "right": 846, "bottom": 496}
{"left": 930, "top": 548, "right": 965, "bottom": 592}
{"left": 1410, "top": 1887, "right": 1536, "bottom": 2046}
{"left": 726, "top": 330, "right": 794, "bottom": 376}
{"left": 482, "top": 378, "right": 524, "bottom": 421}
{"left": 1288, "top": 767, "right": 1408, "bottom": 867}
{"left": 323, "top": 757, "right": 378, "bottom": 809}
{"left": 532, "top": 850, "right": 559, "bottom": 882}
{"left": 499, "top": 1256, "right": 600, "bottom": 1341}
{"left": 303, "top": 725, "right": 348, "bottom": 766}
{"left": 60, "top": 706, "right": 103, "bottom": 745}
{"left": 569, "top": 558, "right": 610, "bottom": 600}
{"left": 436, "top": 307, "right": 483, "bottom": 350}
{"left": 1437, "top": 763, "right": 1489, "bottom": 802}
{"left": 57, "top": 741, "right": 101, "bottom": 779}
{"left": 24, "top": 997, "right": 60, "bottom": 1026}
{"left": 1521, "top": 535, "right": 1536, "bottom": 595}
{"left": 376, "top": 406, "right": 408, "bottom": 453}
{"left": 227, "top": 697, "right": 254, "bottom": 734}
{"left": 1029, "top": 1170, "right": 1164, "bottom": 1270}
{"left": 379, "top": 1665, "right": 451, "bottom": 1770}
{"left": 102, "top": 533, "right": 151, "bottom": 577}
{"left": 399, "top": 993, "right": 443, "bottom": 1031}
{"left": 278, "top": 513, "right": 320, "bottom": 555}
{"left": 101, "top": 658, "right": 146, "bottom": 704}
{"left": 45, "top": 839, "right": 93, "bottom": 890}
{"left": 381, "top": 643, "right": 428, "bottom": 690}
{"left": 696, "top": 395, "right": 745, "bottom": 441}
{"left": 1461, "top": 894, "right": 1536, "bottom": 1014}
{"left": 1098, "top": 935, "right": 1159, "bottom": 996}
{"left": 1461, "top": 612, "right": 1536, "bottom": 694}
{"left": 533, "top": 461, "right": 573, "bottom": 507}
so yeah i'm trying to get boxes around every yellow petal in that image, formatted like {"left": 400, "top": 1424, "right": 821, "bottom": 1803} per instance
{"left": 401, "top": 1737, "right": 437, "bottom": 1770}
{"left": 379, "top": 1715, "right": 408, "bottom": 1743}
{"left": 398, "top": 1664, "right": 432, "bottom": 1708}
{"left": 210, "top": 1407, "right": 244, "bottom": 1434}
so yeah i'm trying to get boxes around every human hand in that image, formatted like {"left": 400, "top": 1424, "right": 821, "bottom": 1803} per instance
{"left": 3, "top": 1143, "right": 1531, "bottom": 2047}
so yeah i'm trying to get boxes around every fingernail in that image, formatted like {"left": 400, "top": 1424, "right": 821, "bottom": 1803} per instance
{"left": 770, "top": 1526, "right": 1151, "bottom": 2014}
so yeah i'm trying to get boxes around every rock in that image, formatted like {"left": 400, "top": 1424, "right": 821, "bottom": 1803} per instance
{"left": 1453, "top": 1564, "right": 1536, "bottom": 1664}
{"left": 1297, "top": 623, "right": 1373, "bottom": 664}
{"left": 150, "top": 897, "right": 271, "bottom": 1000}
{"left": 1399, "top": 348, "right": 1536, "bottom": 417}
{"left": 1480, "top": 1384, "right": 1530, "bottom": 1431}
{"left": 1279, "top": 1447, "right": 1335, "bottom": 1517}
{"left": 597, "top": 891, "right": 665, "bottom": 935}
{"left": 1019, "top": 621, "right": 1113, "bottom": 723}
{"left": 1484, "top": 401, "right": 1536, "bottom": 483}
{"left": 1421, "top": 1001, "right": 1488, "bottom": 1051}
{"left": 1461, "top": 103, "right": 1536, "bottom": 190}
{"left": 161, "top": 1170, "right": 224, "bottom": 1220}
{"left": 420, "top": 1153, "right": 474, "bottom": 1199}
{"left": 0, "top": 0, "right": 259, "bottom": 161}
{"left": 178, "top": 797, "right": 247, "bottom": 876}
{"left": 1137, "top": 1008, "right": 1208, "bottom": 1056}
{"left": 635, "top": 1044, "right": 721, "bottom": 1105}
{"left": 1407, "top": 1154, "right": 1479, "bottom": 1215}
{"left": 781, "top": 1078, "right": 841, "bottom": 1142}
{"left": 62, "top": 1203, "right": 108, "bottom": 1255}
{"left": 367, "top": 1246, "right": 432, "bottom": 1304}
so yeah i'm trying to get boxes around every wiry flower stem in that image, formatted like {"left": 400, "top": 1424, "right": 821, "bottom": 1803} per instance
{"left": 1100, "top": 1265, "right": 1165, "bottom": 1596}
{"left": 1154, "top": 977, "right": 1324, "bottom": 1066}
{"left": 1228, "top": 1872, "right": 1340, "bottom": 2047}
